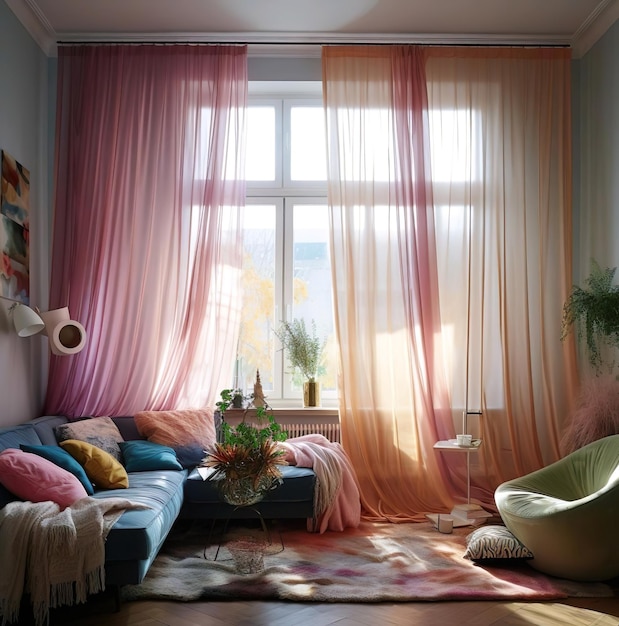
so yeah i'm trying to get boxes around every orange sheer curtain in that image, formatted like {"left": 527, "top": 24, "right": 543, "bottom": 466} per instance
{"left": 425, "top": 47, "right": 579, "bottom": 495}
{"left": 323, "top": 46, "right": 457, "bottom": 521}
{"left": 324, "top": 45, "right": 579, "bottom": 521}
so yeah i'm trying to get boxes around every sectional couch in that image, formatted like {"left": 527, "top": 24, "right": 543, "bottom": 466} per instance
{"left": 0, "top": 414, "right": 317, "bottom": 589}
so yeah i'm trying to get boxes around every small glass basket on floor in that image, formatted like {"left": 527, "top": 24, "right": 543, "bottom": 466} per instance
{"left": 227, "top": 536, "right": 267, "bottom": 574}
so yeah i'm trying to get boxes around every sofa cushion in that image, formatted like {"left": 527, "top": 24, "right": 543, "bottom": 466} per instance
{"left": 184, "top": 465, "right": 315, "bottom": 504}
{"left": 54, "top": 416, "right": 125, "bottom": 461}
{"left": 120, "top": 440, "right": 182, "bottom": 472}
{"left": 0, "top": 424, "right": 43, "bottom": 452}
{"left": 182, "top": 465, "right": 316, "bottom": 520}
{"left": 134, "top": 409, "right": 216, "bottom": 468}
{"left": 0, "top": 422, "right": 59, "bottom": 508}
{"left": 111, "top": 416, "right": 144, "bottom": 441}
{"left": 20, "top": 443, "right": 95, "bottom": 495}
{"left": 0, "top": 483, "right": 17, "bottom": 509}
{"left": 0, "top": 448, "right": 88, "bottom": 509}
{"left": 60, "top": 440, "right": 129, "bottom": 489}
{"left": 92, "top": 469, "right": 186, "bottom": 561}
{"left": 31, "top": 415, "right": 69, "bottom": 445}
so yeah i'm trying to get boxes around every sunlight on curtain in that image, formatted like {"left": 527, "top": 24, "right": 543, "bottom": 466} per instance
{"left": 324, "top": 45, "right": 579, "bottom": 521}
{"left": 323, "top": 46, "right": 457, "bottom": 521}
{"left": 424, "top": 47, "right": 580, "bottom": 494}
{"left": 46, "top": 45, "right": 247, "bottom": 416}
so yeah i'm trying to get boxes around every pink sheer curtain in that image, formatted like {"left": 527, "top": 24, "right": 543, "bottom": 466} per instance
{"left": 323, "top": 46, "right": 459, "bottom": 521}
{"left": 46, "top": 45, "right": 247, "bottom": 417}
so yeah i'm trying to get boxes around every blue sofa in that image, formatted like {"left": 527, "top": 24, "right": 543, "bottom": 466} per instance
{"left": 0, "top": 414, "right": 316, "bottom": 588}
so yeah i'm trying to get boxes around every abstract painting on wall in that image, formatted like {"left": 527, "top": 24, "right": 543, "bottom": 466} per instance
{"left": 1, "top": 150, "right": 31, "bottom": 304}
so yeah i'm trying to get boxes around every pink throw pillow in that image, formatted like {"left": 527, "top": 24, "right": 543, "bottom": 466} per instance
{"left": 0, "top": 448, "right": 88, "bottom": 510}
{"left": 134, "top": 409, "right": 216, "bottom": 467}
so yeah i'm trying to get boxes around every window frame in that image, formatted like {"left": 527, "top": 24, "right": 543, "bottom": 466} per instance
{"left": 244, "top": 88, "right": 334, "bottom": 407}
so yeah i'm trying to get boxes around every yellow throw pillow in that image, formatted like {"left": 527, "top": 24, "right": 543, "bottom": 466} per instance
{"left": 60, "top": 439, "right": 129, "bottom": 489}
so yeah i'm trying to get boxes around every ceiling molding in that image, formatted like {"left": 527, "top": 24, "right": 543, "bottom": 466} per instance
{"left": 6, "top": 0, "right": 618, "bottom": 59}
{"left": 54, "top": 31, "right": 572, "bottom": 57}
{"left": 5, "top": 0, "right": 57, "bottom": 55}
{"left": 572, "top": 0, "right": 619, "bottom": 57}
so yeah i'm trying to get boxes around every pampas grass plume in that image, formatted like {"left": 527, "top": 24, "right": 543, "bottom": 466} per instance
{"left": 561, "top": 375, "right": 619, "bottom": 455}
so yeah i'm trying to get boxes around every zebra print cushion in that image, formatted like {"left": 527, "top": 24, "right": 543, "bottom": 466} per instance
{"left": 464, "top": 525, "right": 534, "bottom": 561}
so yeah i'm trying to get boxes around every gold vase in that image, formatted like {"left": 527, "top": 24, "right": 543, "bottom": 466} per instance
{"left": 303, "top": 381, "right": 321, "bottom": 407}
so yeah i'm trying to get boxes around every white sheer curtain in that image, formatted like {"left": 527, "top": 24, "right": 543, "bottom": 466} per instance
{"left": 323, "top": 46, "right": 458, "bottom": 521}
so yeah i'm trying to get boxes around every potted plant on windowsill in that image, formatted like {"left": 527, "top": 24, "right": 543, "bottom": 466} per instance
{"left": 274, "top": 318, "right": 326, "bottom": 407}
{"left": 204, "top": 389, "right": 288, "bottom": 506}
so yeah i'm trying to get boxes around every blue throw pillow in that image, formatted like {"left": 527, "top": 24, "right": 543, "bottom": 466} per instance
{"left": 173, "top": 443, "right": 207, "bottom": 469}
{"left": 119, "top": 440, "right": 183, "bottom": 472}
{"left": 19, "top": 443, "right": 95, "bottom": 495}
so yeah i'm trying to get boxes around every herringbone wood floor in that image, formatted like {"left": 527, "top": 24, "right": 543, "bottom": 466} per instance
{"left": 49, "top": 594, "right": 619, "bottom": 625}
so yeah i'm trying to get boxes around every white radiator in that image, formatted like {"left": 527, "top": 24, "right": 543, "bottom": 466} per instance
{"left": 223, "top": 410, "right": 341, "bottom": 444}
{"left": 281, "top": 422, "right": 341, "bottom": 443}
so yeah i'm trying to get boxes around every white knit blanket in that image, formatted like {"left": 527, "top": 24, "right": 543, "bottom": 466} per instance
{"left": 0, "top": 496, "right": 147, "bottom": 626}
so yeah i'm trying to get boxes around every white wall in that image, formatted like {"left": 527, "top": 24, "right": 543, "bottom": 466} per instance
{"left": 0, "top": 1, "right": 51, "bottom": 426}
{"left": 575, "top": 19, "right": 619, "bottom": 282}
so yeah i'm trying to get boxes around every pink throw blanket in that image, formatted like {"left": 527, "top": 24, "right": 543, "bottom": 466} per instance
{"left": 281, "top": 434, "right": 361, "bottom": 533}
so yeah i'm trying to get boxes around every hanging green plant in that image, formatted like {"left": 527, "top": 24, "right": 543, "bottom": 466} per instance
{"left": 561, "top": 260, "right": 619, "bottom": 374}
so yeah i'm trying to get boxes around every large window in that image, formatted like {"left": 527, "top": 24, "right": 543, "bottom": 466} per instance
{"left": 234, "top": 87, "right": 482, "bottom": 409}
{"left": 235, "top": 89, "right": 336, "bottom": 405}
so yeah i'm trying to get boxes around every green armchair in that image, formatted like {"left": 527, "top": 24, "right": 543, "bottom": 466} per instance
{"left": 495, "top": 434, "right": 619, "bottom": 581}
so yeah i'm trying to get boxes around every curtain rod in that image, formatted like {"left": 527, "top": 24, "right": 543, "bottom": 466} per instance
{"left": 55, "top": 40, "right": 571, "bottom": 49}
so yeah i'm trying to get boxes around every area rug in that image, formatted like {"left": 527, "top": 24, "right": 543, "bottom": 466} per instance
{"left": 120, "top": 519, "right": 616, "bottom": 603}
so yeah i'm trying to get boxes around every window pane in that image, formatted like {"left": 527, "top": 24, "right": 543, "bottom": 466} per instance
{"left": 428, "top": 109, "right": 481, "bottom": 183}
{"left": 291, "top": 107, "right": 327, "bottom": 181}
{"left": 246, "top": 107, "right": 275, "bottom": 181}
{"left": 237, "top": 205, "right": 276, "bottom": 395}
{"left": 333, "top": 107, "right": 393, "bottom": 182}
{"left": 290, "top": 204, "right": 335, "bottom": 393}
{"left": 242, "top": 96, "right": 333, "bottom": 404}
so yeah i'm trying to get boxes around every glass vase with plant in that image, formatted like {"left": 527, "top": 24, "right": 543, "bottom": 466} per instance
{"left": 274, "top": 318, "right": 326, "bottom": 406}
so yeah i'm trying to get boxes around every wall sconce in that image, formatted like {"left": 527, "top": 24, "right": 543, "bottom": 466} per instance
{"left": 10, "top": 303, "right": 45, "bottom": 337}
{"left": 9, "top": 303, "right": 87, "bottom": 355}
{"left": 39, "top": 307, "right": 87, "bottom": 356}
